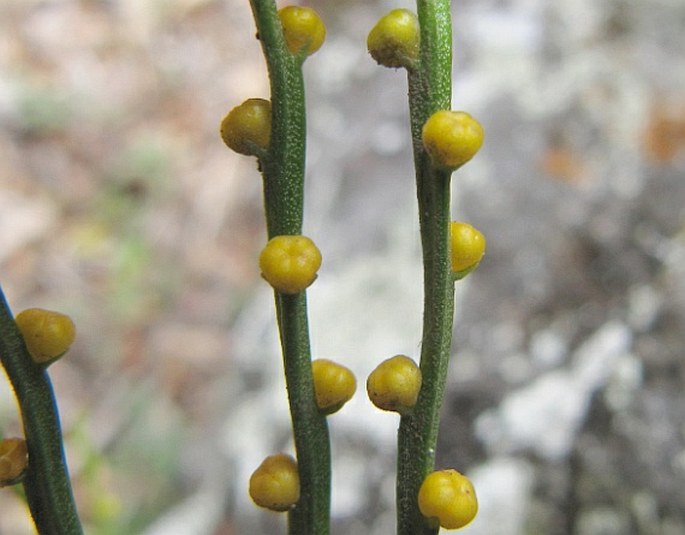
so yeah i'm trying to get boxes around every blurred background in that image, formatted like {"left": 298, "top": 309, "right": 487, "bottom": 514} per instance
{"left": 1, "top": 0, "right": 684, "bottom": 533}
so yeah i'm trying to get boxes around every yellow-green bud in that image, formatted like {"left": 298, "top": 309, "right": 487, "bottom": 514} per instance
{"left": 15, "top": 308, "right": 76, "bottom": 366}
{"left": 450, "top": 221, "right": 486, "bottom": 279}
{"left": 422, "top": 110, "right": 484, "bottom": 169}
{"left": 249, "top": 453, "right": 300, "bottom": 512}
{"left": 259, "top": 235, "right": 322, "bottom": 294}
{"left": 366, "top": 355, "right": 422, "bottom": 414}
{"left": 278, "top": 6, "right": 326, "bottom": 56}
{"left": 367, "top": 9, "right": 420, "bottom": 69}
{"left": 418, "top": 469, "right": 478, "bottom": 530}
{"left": 220, "top": 98, "right": 271, "bottom": 156}
{"left": 312, "top": 359, "right": 357, "bottom": 415}
{"left": 0, "top": 438, "right": 28, "bottom": 487}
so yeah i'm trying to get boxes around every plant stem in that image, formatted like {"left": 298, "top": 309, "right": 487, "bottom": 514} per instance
{"left": 0, "top": 287, "right": 83, "bottom": 535}
{"left": 248, "top": 2, "right": 331, "bottom": 533}
{"left": 276, "top": 293, "right": 330, "bottom": 535}
{"left": 249, "top": 0, "right": 307, "bottom": 238}
{"left": 397, "top": 1, "right": 454, "bottom": 534}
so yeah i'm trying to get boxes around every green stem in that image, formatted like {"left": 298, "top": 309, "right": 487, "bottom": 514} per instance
{"left": 0, "top": 287, "right": 83, "bottom": 535}
{"left": 249, "top": 0, "right": 306, "bottom": 238}
{"left": 397, "top": 1, "right": 454, "bottom": 534}
{"left": 248, "top": 2, "right": 331, "bottom": 533}
{"left": 276, "top": 294, "right": 330, "bottom": 535}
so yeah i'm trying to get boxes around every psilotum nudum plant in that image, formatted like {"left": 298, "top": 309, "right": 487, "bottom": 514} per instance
{"left": 0, "top": 1, "right": 489, "bottom": 534}
{"left": 220, "top": 1, "right": 487, "bottom": 534}
{"left": 0, "top": 297, "right": 84, "bottom": 533}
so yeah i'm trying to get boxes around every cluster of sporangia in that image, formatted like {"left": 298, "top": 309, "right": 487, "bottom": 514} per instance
{"left": 0, "top": 308, "right": 76, "bottom": 487}
{"left": 221, "top": 6, "right": 483, "bottom": 531}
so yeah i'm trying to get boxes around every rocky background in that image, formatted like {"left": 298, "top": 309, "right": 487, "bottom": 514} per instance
{"left": 1, "top": 0, "right": 684, "bottom": 534}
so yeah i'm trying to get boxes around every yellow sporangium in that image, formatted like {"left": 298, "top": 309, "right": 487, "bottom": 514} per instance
{"left": 259, "top": 235, "right": 322, "bottom": 294}
{"left": 312, "top": 359, "right": 357, "bottom": 415}
{"left": 278, "top": 6, "right": 326, "bottom": 56}
{"left": 422, "top": 110, "right": 484, "bottom": 170}
{"left": 367, "top": 9, "right": 420, "bottom": 69}
{"left": 0, "top": 437, "right": 28, "bottom": 487}
{"left": 249, "top": 453, "right": 300, "bottom": 512}
{"left": 418, "top": 469, "right": 478, "bottom": 530}
{"left": 366, "top": 355, "right": 422, "bottom": 414}
{"left": 220, "top": 98, "right": 271, "bottom": 156}
{"left": 450, "top": 221, "right": 486, "bottom": 277}
{"left": 15, "top": 308, "right": 76, "bottom": 365}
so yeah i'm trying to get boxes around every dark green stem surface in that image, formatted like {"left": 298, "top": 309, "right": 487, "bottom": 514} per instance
{"left": 0, "top": 287, "right": 83, "bottom": 535}
{"left": 248, "top": 2, "right": 331, "bottom": 534}
{"left": 397, "top": 1, "right": 455, "bottom": 534}
{"left": 276, "top": 293, "right": 331, "bottom": 535}
{"left": 250, "top": 0, "right": 307, "bottom": 238}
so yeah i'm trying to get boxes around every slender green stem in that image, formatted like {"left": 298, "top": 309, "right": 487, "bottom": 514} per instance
{"left": 276, "top": 294, "right": 330, "bottom": 535}
{"left": 0, "top": 287, "right": 83, "bottom": 535}
{"left": 397, "top": 1, "right": 454, "bottom": 534}
{"left": 249, "top": 0, "right": 306, "bottom": 238}
{"left": 248, "top": 2, "right": 331, "bottom": 533}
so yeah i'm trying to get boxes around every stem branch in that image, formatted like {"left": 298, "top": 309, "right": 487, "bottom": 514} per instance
{"left": 0, "top": 287, "right": 83, "bottom": 535}
{"left": 248, "top": 2, "right": 331, "bottom": 533}
{"left": 397, "top": 1, "right": 454, "bottom": 533}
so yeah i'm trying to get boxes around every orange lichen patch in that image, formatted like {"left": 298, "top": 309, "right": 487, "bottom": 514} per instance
{"left": 540, "top": 145, "right": 589, "bottom": 184}
{"left": 642, "top": 104, "right": 685, "bottom": 163}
